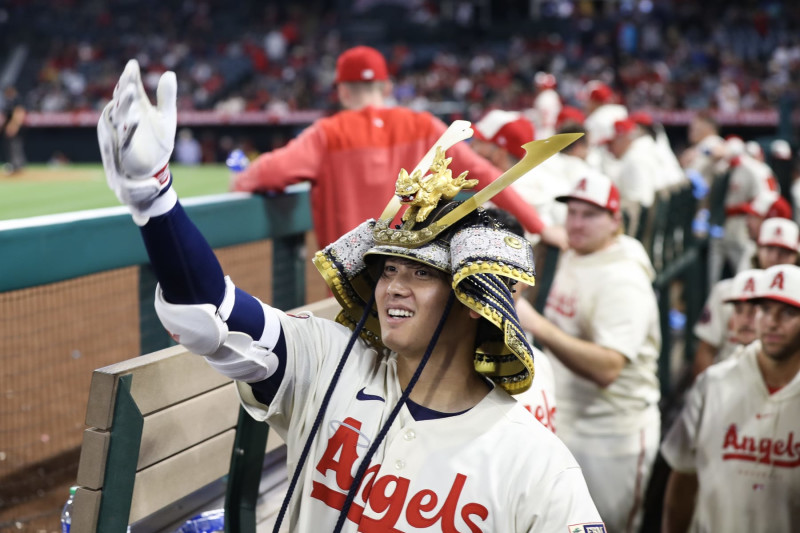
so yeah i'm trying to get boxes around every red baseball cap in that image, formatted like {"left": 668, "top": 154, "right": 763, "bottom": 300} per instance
{"left": 745, "top": 191, "right": 792, "bottom": 219}
{"left": 629, "top": 110, "right": 653, "bottom": 127}
{"left": 556, "top": 106, "right": 586, "bottom": 128}
{"left": 474, "top": 110, "right": 535, "bottom": 160}
{"left": 585, "top": 80, "right": 614, "bottom": 103}
{"left": 556, "top": 171, "right": 620, "bottom": 214}
{"left": 613, "top": 118, "right": 637, "bottom": 137}
{"left": 335, "top": 46, "right": 389, "bottom": 83}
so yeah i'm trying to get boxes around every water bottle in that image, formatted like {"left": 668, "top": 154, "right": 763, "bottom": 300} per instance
{"left": 175, "top": 508, "right": 225, "bottom": 532}
{"left": 61, "top": 486, "right": 77, "bottom": 533}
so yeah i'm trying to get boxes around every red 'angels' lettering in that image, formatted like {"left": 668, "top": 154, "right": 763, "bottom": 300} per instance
{"left": 770, "top": 272, "right": 785, "bottom": 290}
{"left": 721, "top": 424, "right": 800, "bottom": 467}
{"left": 523, "top": 390, "right": 556, "bottom": 433}
{"left": 312, "top": 416, "right": 489, "bottom": 531}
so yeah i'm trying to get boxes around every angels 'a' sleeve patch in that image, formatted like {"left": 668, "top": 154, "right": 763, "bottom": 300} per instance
{"left": 568, "top": 524, "right": 606, "bottom": 533}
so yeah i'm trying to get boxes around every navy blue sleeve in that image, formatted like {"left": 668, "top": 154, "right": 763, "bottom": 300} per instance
{"left": 139, "top": 202, "right": 265, "bottom": 340}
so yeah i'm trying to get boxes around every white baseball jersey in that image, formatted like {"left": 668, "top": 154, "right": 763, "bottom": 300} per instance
{"left": 544, "top": 235, "right": 661, "bottom": 435}
{"left": 725, "top": 154, "right": 779, "bottom": 209}
{"left": 511, "top": 153, "right": 576, "bottom": 228}
{"left": 617, "top": 136, "right": 661, "bottom": 208}
{"left": 661, "top": 341, "right": 800, "bottom": 532}
{"left": 515, "top": 347, "right": 557, "bottom": 433}
{"left": 693, "top": 278, "right": 740, "bottom": 362}
{"left": 237, "top": 309, "right": 604, "bottom": 532}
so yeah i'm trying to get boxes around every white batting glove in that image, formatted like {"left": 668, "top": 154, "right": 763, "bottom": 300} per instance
{"left": 97, "top": 59, "right": 178, "bottom": 225}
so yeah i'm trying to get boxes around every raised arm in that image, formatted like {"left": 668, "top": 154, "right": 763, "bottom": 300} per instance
{"left": 231, "top": 121, "right": 327, "bottom": 193}
{"left": 97, "top": 60, "right": 285, "bottom": 397}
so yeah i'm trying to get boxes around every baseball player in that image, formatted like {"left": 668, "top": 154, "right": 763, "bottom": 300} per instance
{"left": 607, "top": 117, "right": 664, "bottom": 237}
{"left": 693, "top": 217, "right": 800, "bottom": 377}
{"left": 717, "top": 136, "right": 782, "bottom": 280}
{"left": 472, "top": 110, "right": 573, "bottom": 230}
{"left": 581, "top": 81, "right": 627, "bottom": 181}
{"left": 722, "top": 269, "right": 762, "bottom": 351}
{"left": 662, "top": 264, "right": 800, "bottom": 532}
{"left": 738, "top": 190, "right": 793, "bottom": 272}
{"left": 98, "top": 59, "right": 604, "bottom": 532}
{"left": 680, "top": 111, "right": 724, "bottom": 188}
{"left": 515, "top": 173, "right": 661, "bottom": 533}
{"left": 230, "top": 45, "right": 566, "bottom": 250}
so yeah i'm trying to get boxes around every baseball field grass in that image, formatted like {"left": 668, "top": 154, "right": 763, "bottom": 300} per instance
{"left": 0, "top": 163, "right": 232, "bottom": 221}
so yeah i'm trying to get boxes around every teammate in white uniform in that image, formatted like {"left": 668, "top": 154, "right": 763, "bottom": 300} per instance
{"left": 722, "top": 269, "right": 761, "bottom": 354}
{"left": 473, "top": 110, "right": 573, "bottom": 230}
{"left": 693, "top": 218, "right": 800, "bottom": 376}
{"left": 97, "top": 60, "right": 604, "bottom": 533}
{"left": 516, "top": 173, "right": 661, "bottom": 533}
{"left": 720, "top": 136, "right": 782, "bottom": 279}
{"left": 738, "top": 190, "right": 793, "bottom": 272}
{"left": 662, "top": 264, "right": 800, "bottom": 532}
{"left": 581, "top": 81, "right": 628, "bottom": 182}
{"left": 607, "top": 117, "right": 662, "bottom": 237}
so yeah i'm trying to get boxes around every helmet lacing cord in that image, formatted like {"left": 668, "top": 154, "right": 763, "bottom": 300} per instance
{"left": 272, "top": 292, "right": 377, "bottom": 533}
{"left": 332, "top": 291, "right": 456, "bottom": 532}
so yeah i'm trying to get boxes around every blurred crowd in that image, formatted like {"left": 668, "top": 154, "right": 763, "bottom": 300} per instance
{"left": 2, "top": 0, "right": 799, "bottom": 119}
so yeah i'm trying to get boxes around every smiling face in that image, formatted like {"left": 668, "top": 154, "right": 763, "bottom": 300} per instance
{"left": 565, "top": 200, "right": 620, "bottom": 255}
{"left": 374, "top": 257, "right": 475, "bottom": 359}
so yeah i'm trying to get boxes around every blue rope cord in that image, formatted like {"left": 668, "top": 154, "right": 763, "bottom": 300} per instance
{"left": 331, "top": 292, "right": 456, "bottom": 532}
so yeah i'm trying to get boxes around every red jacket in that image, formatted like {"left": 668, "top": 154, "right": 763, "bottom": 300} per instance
{"left": 234, "top": 106, "right": 545, "bottom": 249}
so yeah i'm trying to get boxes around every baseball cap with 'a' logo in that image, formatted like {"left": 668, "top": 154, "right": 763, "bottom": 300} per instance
{"left": 335, "top": 46, "right": 389, "bottom": 83}
{"left": 758, "top": 218, "right": 800, "bottom": 251}
{"left": 556, "top": 172, "right": 620, "bottom": 214}
{"left": 724, "top": 269, "right": 762, "bottom": 303}
{"left": 754, "top": 264, "right": 800, "bottom": 308}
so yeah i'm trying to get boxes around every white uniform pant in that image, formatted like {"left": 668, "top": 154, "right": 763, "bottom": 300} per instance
{"left": 559, "top": 416, "right": 660, "bottom": 533}
{"left": 709, "top": 216, "right": 749, "bottom": 285}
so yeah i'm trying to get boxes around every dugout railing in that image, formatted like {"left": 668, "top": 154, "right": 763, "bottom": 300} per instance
{"left": 0, "top": 189, "right": 321, "bottom": 531}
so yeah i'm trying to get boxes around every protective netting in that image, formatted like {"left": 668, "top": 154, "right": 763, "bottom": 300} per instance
{"left": 0, "top": 237, "right": 326, "bottom": 530}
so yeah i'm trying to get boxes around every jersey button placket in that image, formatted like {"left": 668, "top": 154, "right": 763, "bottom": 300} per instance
{"left": 404, "top": 429, "right": 416, "bottom": 441}
{"left": 394, "top": 459, "right": 406, "bottom": 470}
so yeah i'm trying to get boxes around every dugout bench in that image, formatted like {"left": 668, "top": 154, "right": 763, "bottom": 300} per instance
{"left": 70, "top": 297, "right": 341, "bottom": 533}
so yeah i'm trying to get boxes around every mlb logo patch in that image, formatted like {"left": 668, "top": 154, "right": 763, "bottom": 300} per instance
{"left": 568, "top": 524, "right": 606, "bottom": 533}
